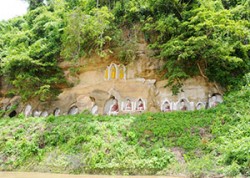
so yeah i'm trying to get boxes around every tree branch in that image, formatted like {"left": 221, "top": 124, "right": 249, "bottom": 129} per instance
{"left": 197, "top": 62, "right": 208, "bottom": 80}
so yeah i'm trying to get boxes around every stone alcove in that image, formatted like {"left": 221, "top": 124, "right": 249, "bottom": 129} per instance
{"left": 91, "top": 104, "right": 98, "bottom": 115}
{"left": 161, "top": 99, "right": 172, "bottom": 112}
{"left": 104, "top": 97, "right": 115, "bottom": 115}
{"left": 121, "top": 98, "right": 134, "bottom": 112}
{"left": 135, "top": 98, "right": 146, "bottom": 112}
{"left": 5, "top": 104, "right": 17, "bottom": 118}
{"left": 175, "top": 98, "right": 191, "bottom": 111}
{"left": 209, "top": 93, "right": 223, "bottom": 108}
{"left": 104, "top": 96, "right": 119, "bottom": 115}
{"left": 87, "top": 96, "right": 98, "bottom": 115}
{"left": 196, "top": 102, "right": 206, "bottom": 110}
{"left": 104, "top": 63, "right": 126, "bottom": 80}
{"left": 33, "top": 110, "right": 41, "bottom": 117}
{"left": 68, "top": 106, "right": 79, "bottom": 115}
{"left": 24, "top": 104, "right": 32, "bottom": 117}
{"left": 9, "top": 110, "right": 17, "bottom": 118}
{"left": 40, "top": 111, "right": 49, "bottom": 117}
{"left": 53, "top": 108, "right": 61, "bottom": 116}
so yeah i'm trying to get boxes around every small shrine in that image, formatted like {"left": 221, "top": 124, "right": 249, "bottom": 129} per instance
{"left": 104, "top": 63, "right": 126, "bottom": 80}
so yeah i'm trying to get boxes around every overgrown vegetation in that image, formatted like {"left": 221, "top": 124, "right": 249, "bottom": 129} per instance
{"left": 0, "top": 5, "right": 66, "bottom": 101}
{"left": 142, "top": 0, "right": 250, "bottom": 92}
{"left": 0, "top": 0, "right": 249, "bottom": 99}
{"left": 0, "top": 1, "right": 249, "bottom": 176}
{"left": 0, "top": 81, "right": 249, "bottom": 177}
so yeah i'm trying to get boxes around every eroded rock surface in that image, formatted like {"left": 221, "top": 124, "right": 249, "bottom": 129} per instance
{"left": 0, "top": 55, "right": 223, "bottom": 116}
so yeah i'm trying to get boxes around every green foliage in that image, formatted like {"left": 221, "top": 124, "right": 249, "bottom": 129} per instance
{"left": 0, "top": 84, "right": 249, "bottom": 176}
{"left": 0, "top": 6, "right": 66, "bottom": 101}
{"left": 127, "top": 111, "right": 213, "bottom": 152}
{"left": 61, "top": 6, "right": 116, "bottom": 59}
{"left": 23, "top": 0, "right": 44, "bottom": 10}
{"left": 0, "top": 0, "right": 249, "bottom": 176}
{"left": 186, "top": 155, "right": 216, "bottom": 177}
{"left": 0, "top": 114, "right": 174, "bottom": 174}
{"left": 209, "top": 81, "right": 250, "bottom": 176}
{"left": 118, "top": 41, "right": 137, "bottom": 64}
{"left": 144, "top": 0, "right": 250, "bottom": 92}
{"left": 1, "top": 0, "right": 249, "bottom": 99}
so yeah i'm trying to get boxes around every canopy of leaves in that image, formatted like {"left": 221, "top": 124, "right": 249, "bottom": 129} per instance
{"left": 61, "top": 6, "right": 115, "bottom": 59}
{"left": 0, "top": 5, "right": 66, "bottom": 101}
{"left": 0, "top": 0, "right": 249, "bottom": 99}
{"left": 143, "top": 0, "right": 250, "bottom": 92}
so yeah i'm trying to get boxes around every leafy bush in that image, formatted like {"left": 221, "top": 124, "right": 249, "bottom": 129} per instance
{"left": 61, "top": 6, "right": 116, "bottom": 59}
{"left": 1, "top": 84, "right": 249, "bottom": 176}
{"left": 118, "top": 42, "right": 137, "bottom": 64}
{"left": 143, "top": 0, "right": 250, "bottom": 92}
{"left": 0, "top": 6, "right": 66, "bottom": 101}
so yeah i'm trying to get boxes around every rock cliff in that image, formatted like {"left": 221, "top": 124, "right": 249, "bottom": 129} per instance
{"left": 0, "top": 40, "right": 223, "bottom": 117}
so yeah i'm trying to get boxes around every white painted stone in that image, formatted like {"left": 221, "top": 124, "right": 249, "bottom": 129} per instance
{"left": 40, "top": 111, "right": 49, "bottom": 117}
{"left": 107, "top": 98, "right": 119, "bottom": 116}
{"left": 176, "top": 98, "right": 191, "bottom": 111}
{"left": 68, "top": 106, "right": 79, "bottom": 115}
{"left": 209, "top": 94, "right": 223, "bottom": 108}
{"left": 190, "top": 102, "right": 195, "bottom": 111}
{"left": 135, "top": 78, "right": 146, "bottom": 83}
{"left": 54, "top": 108, "right": 60, "bottom": 116}
{"left": 33, "top": 111, "right": 42, "bottom": 117}
{"left": 161, "top": 99, "right": 173, "bottom": 112}
{"left": 91, "top": 105, "right": 98, "bottom": 115}
{"left": 196, "top": 102, "right": 206, "bottom": 110}
{"left": 24, "top": 105, "right": 32, "bottom": 117}
{"left": 135, "top": 98, "right": 146, "bottom": 112}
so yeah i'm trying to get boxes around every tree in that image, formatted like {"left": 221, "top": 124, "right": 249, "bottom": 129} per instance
{"left": 144, "top": 0, "right": 250, "bottom": 93}
{"left": 22, "top": 0, "right": 45, "bottom": 10}
{"left": 0, "top": 6, "right": 66, "bottom": 101}
{"left": 61, "top": 6, "right": 115, "bottom": 59}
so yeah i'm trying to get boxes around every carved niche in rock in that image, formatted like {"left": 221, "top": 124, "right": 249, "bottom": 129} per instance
{"left": 196, "top": 102, "right": 206, "bottom": 110}
{"left": 104, "top": 63, "right": 126, "bottom": 80}
{"left": 91, "top": 104, "right": 98, "bottom": 115}
{"left": 40, "top": 111, "right": 49, "bottom": 117}
{"left": 24, "top": 104, "right": 32, "bottom": 117}
{"left": 104, "top": 97, "right": 115, "bottom": 115}
{"left": 68, "top": 106, "right": 79, "bottom": 115}
{"left": 121, "top": 98, "right": 134, "bottom": 112}
{"left": 175, "top": 98, "right": 192, "bottom": 111}
{"left": 136, "top": 98, "right": 146, "bottom": 112}
{"left": 119, "top": 65, "right": 126, "bottom": 79}
{"left": 33, "top": 110, "right": 42, "bottom": 117}
{"left": 108, "top": 98, "right": 119, "bottom": 115}
{"left": 9, "top": 110, "right": 17, "bottom": 118}
{"left": 209, "top": 94, "right": 223, "bottom": 108}
{"left": 53, "top": 108, "right": 61, "bottom": 116}
{"left": 161, "top": 100, "right": 172, "bottom": 112}
{"left": 4, "top": 104, "right": 18, "bottom": 118}
{"left": 120, "top": 98, "right": 147, "bottom": 113}
{"left": 76, "top": 95, "right": 95, "bottom": 113}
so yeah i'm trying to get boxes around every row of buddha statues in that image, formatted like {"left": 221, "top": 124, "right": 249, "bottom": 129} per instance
{"left": 19, "top": 94, "right": 222, "bottom": 118}
{"left": 104, "top": 63, "right": 126, "bottom": 80}
{"left": 161, "top": 94, "right": 223, "bottom": 112}
{"left": 106, "top": 94, "right": 222, "bottom": 115}
{"left": 22, "top": 105, "right": 78, "bottom": 118}
{"left": 105, "top": 98, "right": 146, "bottom": 115}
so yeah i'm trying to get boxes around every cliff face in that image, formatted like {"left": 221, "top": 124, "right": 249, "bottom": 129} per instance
{"left": 0, "top": 39, "right": 223, "bottom": 117}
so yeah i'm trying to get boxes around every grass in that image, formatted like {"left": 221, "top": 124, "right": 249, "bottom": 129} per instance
{"left": 0, "top": 86, "right": 249, "bottom": 177}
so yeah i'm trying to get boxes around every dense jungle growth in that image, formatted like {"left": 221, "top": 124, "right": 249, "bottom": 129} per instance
{"left": 0, "top": 0, "right": 250, "bottom": 177}
{"left": 0, "top": 0, "right": 249, "bottom": 99}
